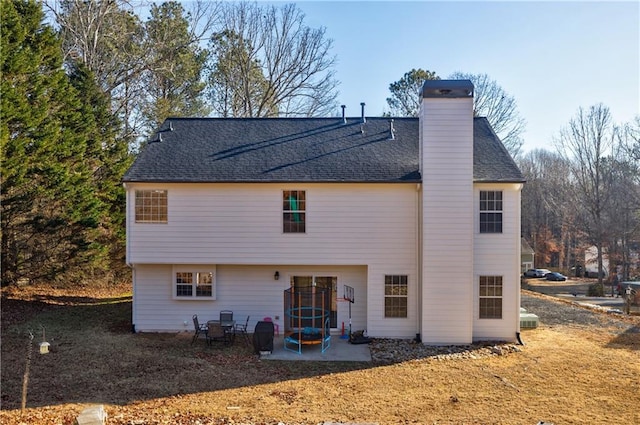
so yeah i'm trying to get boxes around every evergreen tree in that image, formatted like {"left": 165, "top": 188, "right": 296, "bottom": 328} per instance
{"left": 1, "top": 0, "right": 104, "bottom": 285}
{"left": 67, "top": 62, "right": 133, "bottom": 280}
{"left": 385, "top": 68, "right": 439, "bottom": 117}
{"left": 208, "top": 29, "right": 274, "bottom": 117}
{"left": 142, "top": 1, "right": 209, "bottom": 130}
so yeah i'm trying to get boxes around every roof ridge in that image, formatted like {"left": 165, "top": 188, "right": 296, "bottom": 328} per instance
{"left": 162, "top": 116, "right": 420, "bottom": 121}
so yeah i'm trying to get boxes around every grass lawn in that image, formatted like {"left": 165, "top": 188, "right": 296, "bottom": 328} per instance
{"left": 1, "top": 283, "right": 639, "bottom": 425}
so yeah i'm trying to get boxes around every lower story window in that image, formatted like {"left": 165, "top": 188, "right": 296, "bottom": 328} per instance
{"left": 479, "top": 276, "right": 502, "bottom": 319}
{"left": 384, "top": 275, "right": 408, "bottom": 318}
{"left": 174, "top": 267, "right": 216, "bottom": 299}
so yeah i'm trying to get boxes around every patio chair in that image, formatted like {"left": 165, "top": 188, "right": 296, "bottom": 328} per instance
{"left": 206, "top": 320, "right": 232, "bottom": 346}
{"left": 234, "top": 315, "right": 250, "bottom": 344}
{"left": 220, "top": 310, "right": 233, "bottom": 322}
{"left": 191, "top": 314, "right": 208, "bottom": 345}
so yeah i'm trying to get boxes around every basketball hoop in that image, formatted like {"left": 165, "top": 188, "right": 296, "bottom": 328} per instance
{"left": 342, "top": 285, "right": 355, "bottom": 338}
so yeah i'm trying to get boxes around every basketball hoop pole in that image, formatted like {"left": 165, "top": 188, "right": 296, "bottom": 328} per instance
{"left": 343, "top": 285, "right": 355, "bottom": 338}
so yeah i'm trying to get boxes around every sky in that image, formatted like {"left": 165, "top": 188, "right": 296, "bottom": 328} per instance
{"left": 287, "top": 1, "right": 639, "bottom": 154}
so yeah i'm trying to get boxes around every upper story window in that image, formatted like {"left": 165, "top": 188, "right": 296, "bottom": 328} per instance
{"left": 479, "top": 190, "right": 502, "bottom": 233}
{"left": 135, "top": 190, "right": 167, "bottom": 223}
{"left": 479, "top": 275, "right": 502, "bottom": 319}
{"left": 283, "top": 190, "right": 306, "bottom": 233}
{"left": 384, "top": 275, "right": 408, "bottom": 318}
{"left": 175, "top": 268, "right": 215, "bottom": 299}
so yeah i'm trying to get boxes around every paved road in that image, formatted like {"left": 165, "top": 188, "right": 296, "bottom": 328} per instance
{"left": 525, "top": 278, "right": 626, "bottom": 310}
{"left": 520, "top": 292, "right": 629, "bottom": 329}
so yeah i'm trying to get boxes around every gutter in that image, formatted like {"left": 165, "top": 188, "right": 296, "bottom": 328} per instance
{"left": 123, "top": 183, "right": 132, "bottom": 268}
{"left": 415, "top": 183, "right": 422, "bottom": 343}
{"left": 123, "top": 182, "right": 136, "bottom": 332}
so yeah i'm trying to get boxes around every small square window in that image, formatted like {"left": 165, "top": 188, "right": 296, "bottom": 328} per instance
{"left": 135, "top": 190, "right": 167, "bottom": 223}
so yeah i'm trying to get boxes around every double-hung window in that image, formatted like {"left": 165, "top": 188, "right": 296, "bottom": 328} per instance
{"left": 135, "top": 190, "right": 167, "bottom": 223}
{"left": 384, "top": 275, "right": 408, "bottom": 318}
{"left": 479, "top": 276, "right": 502, "bottom": 319}
{"left": 283, "top": 190, "right": 306, "bottom": 233}
{"left": 174, "top": 267, "right": 215, "bottom": 299}
{"left": 479, "top": 190, "right": 502, "bottom": 233}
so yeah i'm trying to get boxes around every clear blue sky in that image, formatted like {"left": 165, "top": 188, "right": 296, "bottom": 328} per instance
{"left": 289, "top": 0, "right": 639, "bottom": 154}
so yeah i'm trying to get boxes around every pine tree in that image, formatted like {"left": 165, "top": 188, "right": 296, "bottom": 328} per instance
{"left": 1, "top": 0, "right": 104, "bottom": 285}
{"left": 142, "top": 1, "right": 209, "bottom": 130}
{"left": 67, "top": 62, "right": 133, "bottom": 280}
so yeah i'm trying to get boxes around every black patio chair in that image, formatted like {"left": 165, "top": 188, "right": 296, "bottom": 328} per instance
{"left": 191, "top": 314, "right": 208, "bottom": 345}
{"left": 234, "top": 315, "right": 250, "bottom": 345}
{"left": 206, "top": 320, "right": 232, "bottom": 346}
{"left": 220, "top": 310, "right": 233, "bottom": 322}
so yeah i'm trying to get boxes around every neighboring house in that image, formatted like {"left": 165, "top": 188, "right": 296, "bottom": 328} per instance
{"left": 584, "top": 243, "right": 640, "bottom": 279}
{"left": 123, "top": 80, "right": 525, "bottom": 345}
{"left": 584, "top": 246, "right": 609, "bottom": 278}
{"left": 521, "top": 238, "right": 535, "bottom": 274}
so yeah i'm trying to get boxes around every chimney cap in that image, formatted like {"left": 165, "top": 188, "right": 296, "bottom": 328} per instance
{"left": 420, "top": 80, "right": 473, "bottom": 98}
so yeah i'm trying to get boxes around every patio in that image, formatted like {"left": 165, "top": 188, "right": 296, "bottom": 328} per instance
{"left": 258, "top": 334, "right": 372, "bottom": 362}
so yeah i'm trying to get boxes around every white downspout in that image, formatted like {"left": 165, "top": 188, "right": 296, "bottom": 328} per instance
{"left": 123, "top": 183, "right": 132, "bottom": 268}
{"left": 416, "top": 183, "right": 422, "bottom": 342}
{"left": 123, "top": 183, "right": 135, "bottom": 332}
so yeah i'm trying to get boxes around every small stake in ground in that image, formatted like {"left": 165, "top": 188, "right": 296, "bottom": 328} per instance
{"left": 21, "top": 330, "right": 34, "bottom": 412}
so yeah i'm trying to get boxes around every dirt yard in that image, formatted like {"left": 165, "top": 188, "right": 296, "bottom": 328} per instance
{"left": 1, "top": 283, "right": 639, "bottom": 425}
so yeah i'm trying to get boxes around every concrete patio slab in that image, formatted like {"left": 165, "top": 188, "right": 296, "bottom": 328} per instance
{"left": 259, "top": 334, "right": 372, "bottom": 362}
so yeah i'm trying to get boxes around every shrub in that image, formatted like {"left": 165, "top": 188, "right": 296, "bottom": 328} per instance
{"left": 587, "top": 283, "right": 604, "bottom": 297}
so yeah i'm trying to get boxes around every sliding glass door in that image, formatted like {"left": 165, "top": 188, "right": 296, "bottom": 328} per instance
{"left": 290, "top": 275, "right": 337, "bottom": 328}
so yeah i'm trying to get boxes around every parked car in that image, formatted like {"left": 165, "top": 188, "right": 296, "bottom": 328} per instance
{"left": 524, "top": 269, "right": 551, "bottom": 278}
{"left": 546, "top": 272, "right": 567, "bottom": 281}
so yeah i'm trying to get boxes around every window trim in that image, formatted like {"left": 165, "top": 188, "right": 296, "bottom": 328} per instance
{"left": 135, "top": 189, "right": 168, "bottom": 223}
{"left": 172, "top": 266, "right": 216, "bottom": 300}
{"left": 479, "top": 190, "right": 503, "bottom": 234}
{"left": 479, "top": 275, "right": 503, "bottom": 319}
{"left": 384, "top": 274, "right": 408, "bottom": 318}
{"left": 283, "top": 190, "right": 306, "bottom": 233}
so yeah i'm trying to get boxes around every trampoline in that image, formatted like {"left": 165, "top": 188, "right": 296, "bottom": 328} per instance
{"left": 284, "top": 287, "right": 331, "bottom": 354}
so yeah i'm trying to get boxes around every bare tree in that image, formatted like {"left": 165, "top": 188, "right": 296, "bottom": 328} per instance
{"left": 555, "top": 104, "right": 616, "bottom": 291}
{"left": 207, "top": 2, "right": 339, "bottom": 117}
{"left": 449, "top": 72, "right": 526, "bottom": 157}
{"left": 46, "top": 0, "right": 221, "bottom": 143}
{"left": 45, "top": 1, "right": 145, "bottom": 138}
{"left": 519, "top": 149, "right": 574, "bottom": 270}
{"left": 619, "top": 116, "right": 640, "bottom": 164}
{"left": 609, "top": 117, "right": 640, "bottom": 280}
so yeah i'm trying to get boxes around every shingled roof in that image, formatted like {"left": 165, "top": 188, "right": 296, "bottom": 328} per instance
{"left": 123, "top": 116, "right": 524, "bottom": 183}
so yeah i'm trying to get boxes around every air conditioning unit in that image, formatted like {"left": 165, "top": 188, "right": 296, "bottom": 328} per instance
{"left": 520, "top": 313, "right": 539, "bottom": 329}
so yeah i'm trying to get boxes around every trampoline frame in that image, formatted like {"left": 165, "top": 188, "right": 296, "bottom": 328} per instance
{"left": 283, "top": 287, "right": 331, "bottom": 354}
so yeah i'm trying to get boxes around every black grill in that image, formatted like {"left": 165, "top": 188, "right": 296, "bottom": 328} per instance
{"left": 252, "top": 321, "right": 275, "bottom": 354}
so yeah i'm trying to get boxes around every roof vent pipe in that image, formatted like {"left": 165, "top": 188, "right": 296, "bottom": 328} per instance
{"left": 360, "top": 102, "right": 366, "bottom": 123}
{"left": 158, "top": 132, "right": 162, "bottom": 142}
{"left": 341, "top": 105, "right": 346, "bottom": 124}
{"left": 389, "top": 119, "right": 395, "bottom": 140}
{"left": 169, "top": 121, "right": 174, "bottom": 131}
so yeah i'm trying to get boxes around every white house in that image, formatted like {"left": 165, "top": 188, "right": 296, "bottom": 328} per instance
{"left": 521, "top": 238, "right": 535, "bottom": 273}
{"left": 123, "top": 80, "right": 525, "bottom": 345}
